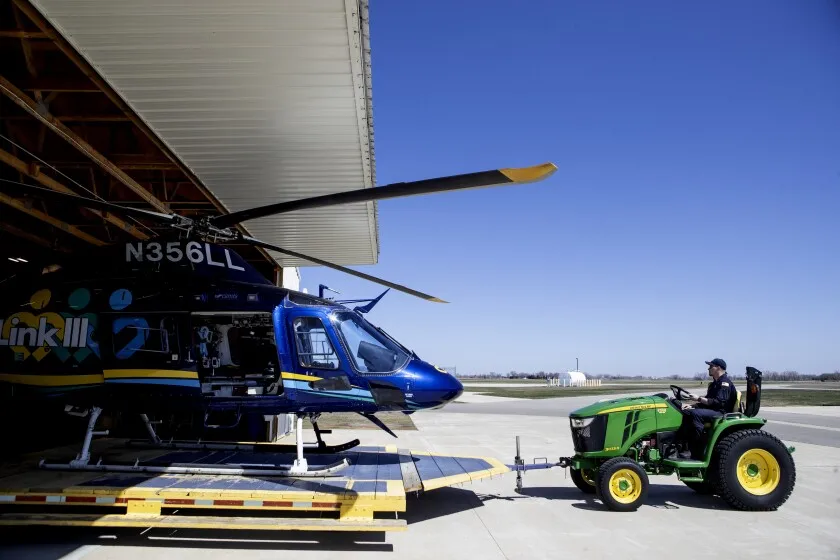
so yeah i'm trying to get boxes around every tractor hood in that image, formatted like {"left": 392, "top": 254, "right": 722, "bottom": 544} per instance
{"left": 569, "top": 395, "right": 665, "bottom": 418}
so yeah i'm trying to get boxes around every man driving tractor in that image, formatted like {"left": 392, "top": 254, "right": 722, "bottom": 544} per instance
{"left": 677, "top": 358, "right": 738, "bottom": 459}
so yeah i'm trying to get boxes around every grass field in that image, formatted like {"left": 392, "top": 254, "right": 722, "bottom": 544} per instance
{"left": 760, "top": 390, "right": 840, "bottom": 407}
{"left": 463, "top": 384, "right": 674, "bottom": 399}
{"left": 305, "top": 411, "right": 418, "bottom": 431}
{"left": 462, "top": 383, "right": 840, "bottom": 406}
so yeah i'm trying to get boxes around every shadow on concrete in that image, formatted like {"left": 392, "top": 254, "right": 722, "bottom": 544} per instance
{"left": 404, "top": 486, "right": 486, "bottom": 524}
{"left": 515, "top": 484, "right": 728, "bottom": 511}
{"left": 0, "top": 526, "right": 393, "bottom": 558}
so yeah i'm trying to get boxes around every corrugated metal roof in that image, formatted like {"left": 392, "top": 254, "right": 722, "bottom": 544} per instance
{"left": 28, "top": 0, "right": 378, "bottom": 267}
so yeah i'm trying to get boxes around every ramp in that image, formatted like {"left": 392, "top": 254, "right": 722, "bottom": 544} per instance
{"left": 0, "top": 442, "right": 509, "bottom": 532}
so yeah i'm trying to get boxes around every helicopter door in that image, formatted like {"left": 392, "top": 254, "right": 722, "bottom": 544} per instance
{"left": 189, "top": 312, "right": 281, "bottom": 398}
{"left": 288, "top": 314, "right": 354, "bottom": 398}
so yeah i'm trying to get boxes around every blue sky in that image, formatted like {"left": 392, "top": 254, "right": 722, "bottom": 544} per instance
{"left": 301, "top": 0, "right": 840, "bottom": 377}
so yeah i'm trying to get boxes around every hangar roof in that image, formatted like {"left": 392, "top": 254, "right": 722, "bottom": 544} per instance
{"left": 0, "top": 0, "right": 377, "bottom": 279}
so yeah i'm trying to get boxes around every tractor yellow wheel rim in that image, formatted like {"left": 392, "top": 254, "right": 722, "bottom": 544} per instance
{"left": 581, "top": 469, "right": 596, "bottom": 486}
{"left": 736, "top": 448, "right": 780, "bottom": 496}
{"left": 608, "top": 468, "right": 643, "bottom": 504}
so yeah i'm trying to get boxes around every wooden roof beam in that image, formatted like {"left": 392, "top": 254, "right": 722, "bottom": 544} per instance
{"left": 0, "top": 31, "right": 48, "bottom": 39}
{"left": 0, "top": 221, "right": 72, "bottom": 253}
{"left": 11, "top": 0, "right": 224, "bottom": 215}
{"left": 0, "top": 73, "right": 170, "bottom": 214}
{"left": 0, "top": 192, "right": 105, "bottom": 246}
{"left": 9, "top": 0, "right": 278, "bottom": 268}
{"left": 14, "top": 76, "right": 99, "bottom": 92}
{"left": 0, "top": 148, "right": 149, "bottom": 239}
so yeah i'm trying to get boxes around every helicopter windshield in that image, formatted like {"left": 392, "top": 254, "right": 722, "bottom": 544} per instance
{"left": 332, "top": 311, "right": 410, "bottom": 374}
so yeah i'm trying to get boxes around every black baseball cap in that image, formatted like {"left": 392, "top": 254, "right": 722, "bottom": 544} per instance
{"left": 705, "top": 358, "right": 727, "bottom": 370}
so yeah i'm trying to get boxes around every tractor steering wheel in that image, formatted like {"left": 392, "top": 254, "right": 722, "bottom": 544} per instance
{"left": 670, "top": 385, "right": 695, "bottom": 401}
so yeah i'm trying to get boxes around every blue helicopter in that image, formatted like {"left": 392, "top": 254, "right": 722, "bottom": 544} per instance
{"left": 0, "top": 162, "right": 556, "bottom": 472}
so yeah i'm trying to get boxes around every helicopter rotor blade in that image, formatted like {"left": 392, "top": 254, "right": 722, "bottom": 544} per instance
{"left": 0, "top": 178, "right": 179, "bottom": 225}
{"left": 237, "top": 235, "right": 447, "bottom": 303}
{"left": 210, "top": 162, "right": 557, "bottom": 228}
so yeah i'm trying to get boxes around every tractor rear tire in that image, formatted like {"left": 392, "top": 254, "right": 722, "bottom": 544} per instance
{"left": 570, "top": 467, "right": 596, "bottom": 494}
{"left": 595, "top": 457, "right": 649, "bottom": 512}
{"left": 714, "top": 429, "right": 795, "bottom": 511}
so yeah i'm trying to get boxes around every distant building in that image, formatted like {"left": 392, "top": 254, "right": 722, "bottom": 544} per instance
{"left": 548, "top": 369, "right": 596, "bottom": 387}
{"left": 559, "top": 370, "right": 587, "bottom": 386}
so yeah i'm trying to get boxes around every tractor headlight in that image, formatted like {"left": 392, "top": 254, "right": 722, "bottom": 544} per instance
{"left": 570, "top": 417, "right": 594, "bottom": 429}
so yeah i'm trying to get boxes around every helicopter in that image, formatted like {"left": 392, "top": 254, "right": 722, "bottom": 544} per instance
{"left": 0, "top": 162, "right": 556, "bottom": 473}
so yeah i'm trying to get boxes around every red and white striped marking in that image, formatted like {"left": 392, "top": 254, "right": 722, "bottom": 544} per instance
{"left": 0, "top": 494, "right": 341, "bottom": 509}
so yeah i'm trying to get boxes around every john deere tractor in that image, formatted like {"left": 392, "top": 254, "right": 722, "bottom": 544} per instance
{"left": 565, "top": 367, "right": 795, "bottom": 512}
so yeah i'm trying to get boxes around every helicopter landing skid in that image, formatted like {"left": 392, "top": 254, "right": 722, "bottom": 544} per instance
{"left": 37, "top": 457, "right": 350, "bottom": 478}
{"left": 41, "top": 409, "right": 351, "bottom": 477}
{"left": 126, "top": 413, "right": 360, "bottom": 454}
{"left": 124, "top": 438, "right": 361, "bottom": 454}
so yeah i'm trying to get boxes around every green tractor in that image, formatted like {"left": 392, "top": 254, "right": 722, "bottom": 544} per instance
{"left": 565, "top": 367, "right": 795, "bottom": 512}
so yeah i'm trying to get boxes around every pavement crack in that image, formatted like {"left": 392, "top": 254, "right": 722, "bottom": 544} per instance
{"left": 472, "top": 508, "right": 509, "bottom": 560}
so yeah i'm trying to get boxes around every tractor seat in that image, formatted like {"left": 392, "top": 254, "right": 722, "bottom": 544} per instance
{"left": 702, "top": 389, "right": 742, "bottom": 429}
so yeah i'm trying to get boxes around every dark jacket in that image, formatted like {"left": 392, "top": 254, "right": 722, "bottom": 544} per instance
{"left": 700, "top": 373, "right": 737, "bottom": 413}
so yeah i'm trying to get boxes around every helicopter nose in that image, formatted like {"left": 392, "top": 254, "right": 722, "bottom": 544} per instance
{"left": 441, "top": 374, "right": 463, "bottom": 404}
{"left": 425, "top": 370, "right": 463, "bottom": 409}
{"left": 405, "top": 362, "right": 464, "bottom": 409}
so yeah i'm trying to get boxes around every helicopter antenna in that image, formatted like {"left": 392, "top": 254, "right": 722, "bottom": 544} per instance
{"left": 319, "top": 284, "right": 341, "bottom": 299}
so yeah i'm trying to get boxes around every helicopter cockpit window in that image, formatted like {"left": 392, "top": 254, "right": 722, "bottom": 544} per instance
{"left": 293, "top": 317, "right": 339, "bottom": 370}
{"left": 333, "top": 312, "right": 409, "bottom": 374}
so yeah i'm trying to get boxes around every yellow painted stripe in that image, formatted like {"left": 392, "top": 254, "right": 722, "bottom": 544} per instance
{"left": 0, "top": 514, "right": 407, "bottom": 532}
{"left": 103, "top": 369, "right": 199, "bottom": 380}
{"left": 499, "top": 162, "right": 558, "bottom": 183}
{"left": 281, "top": 372, "right": 321, "bottom": 382}
{"left": 0, "top": 373, "right": 103, "bottom": 387}
{"left": 597, "top": 403, "right": 668, "bottom": 415}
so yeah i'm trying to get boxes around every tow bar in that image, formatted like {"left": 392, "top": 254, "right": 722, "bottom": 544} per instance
{"left": 508, "top": 436, "right": 572, "bottom": 492}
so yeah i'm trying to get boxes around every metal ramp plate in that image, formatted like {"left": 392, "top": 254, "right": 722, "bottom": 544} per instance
{"left": 398, "top": 449, "right": 422, "bottom": 492}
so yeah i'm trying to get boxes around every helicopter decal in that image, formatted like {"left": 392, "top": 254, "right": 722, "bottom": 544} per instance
{"left": 0, "top": 289, "right": 98, "bottom": 362}
{"left": 126, "top": 240, "right": 246, "bottom": 272}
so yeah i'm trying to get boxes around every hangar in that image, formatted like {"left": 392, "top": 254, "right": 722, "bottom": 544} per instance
{"left": 0, "top": 0, "right": 377, "bottom": 289}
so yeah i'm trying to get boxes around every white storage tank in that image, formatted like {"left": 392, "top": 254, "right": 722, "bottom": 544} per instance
{"left": 559, "top": 370, "right": 587, "bottom": 386}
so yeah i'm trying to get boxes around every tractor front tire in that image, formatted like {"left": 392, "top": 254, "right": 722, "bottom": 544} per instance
{"left": 570, "top": 467, "right": 596, "bottom": 494}
{"left": 714, "top": 429, "right": 795, "bottom": 511}
{"left": 595, "top": 457, "right": 649, "bottom": 512}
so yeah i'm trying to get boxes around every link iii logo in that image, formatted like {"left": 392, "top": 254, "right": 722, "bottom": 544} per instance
{"left": 0, "top": 316, "right": 89, "bottom": 349}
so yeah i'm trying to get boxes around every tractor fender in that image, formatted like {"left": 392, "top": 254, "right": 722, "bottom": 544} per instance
{"left": 702, "top": 416, "right": 766, "bottom": 464}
